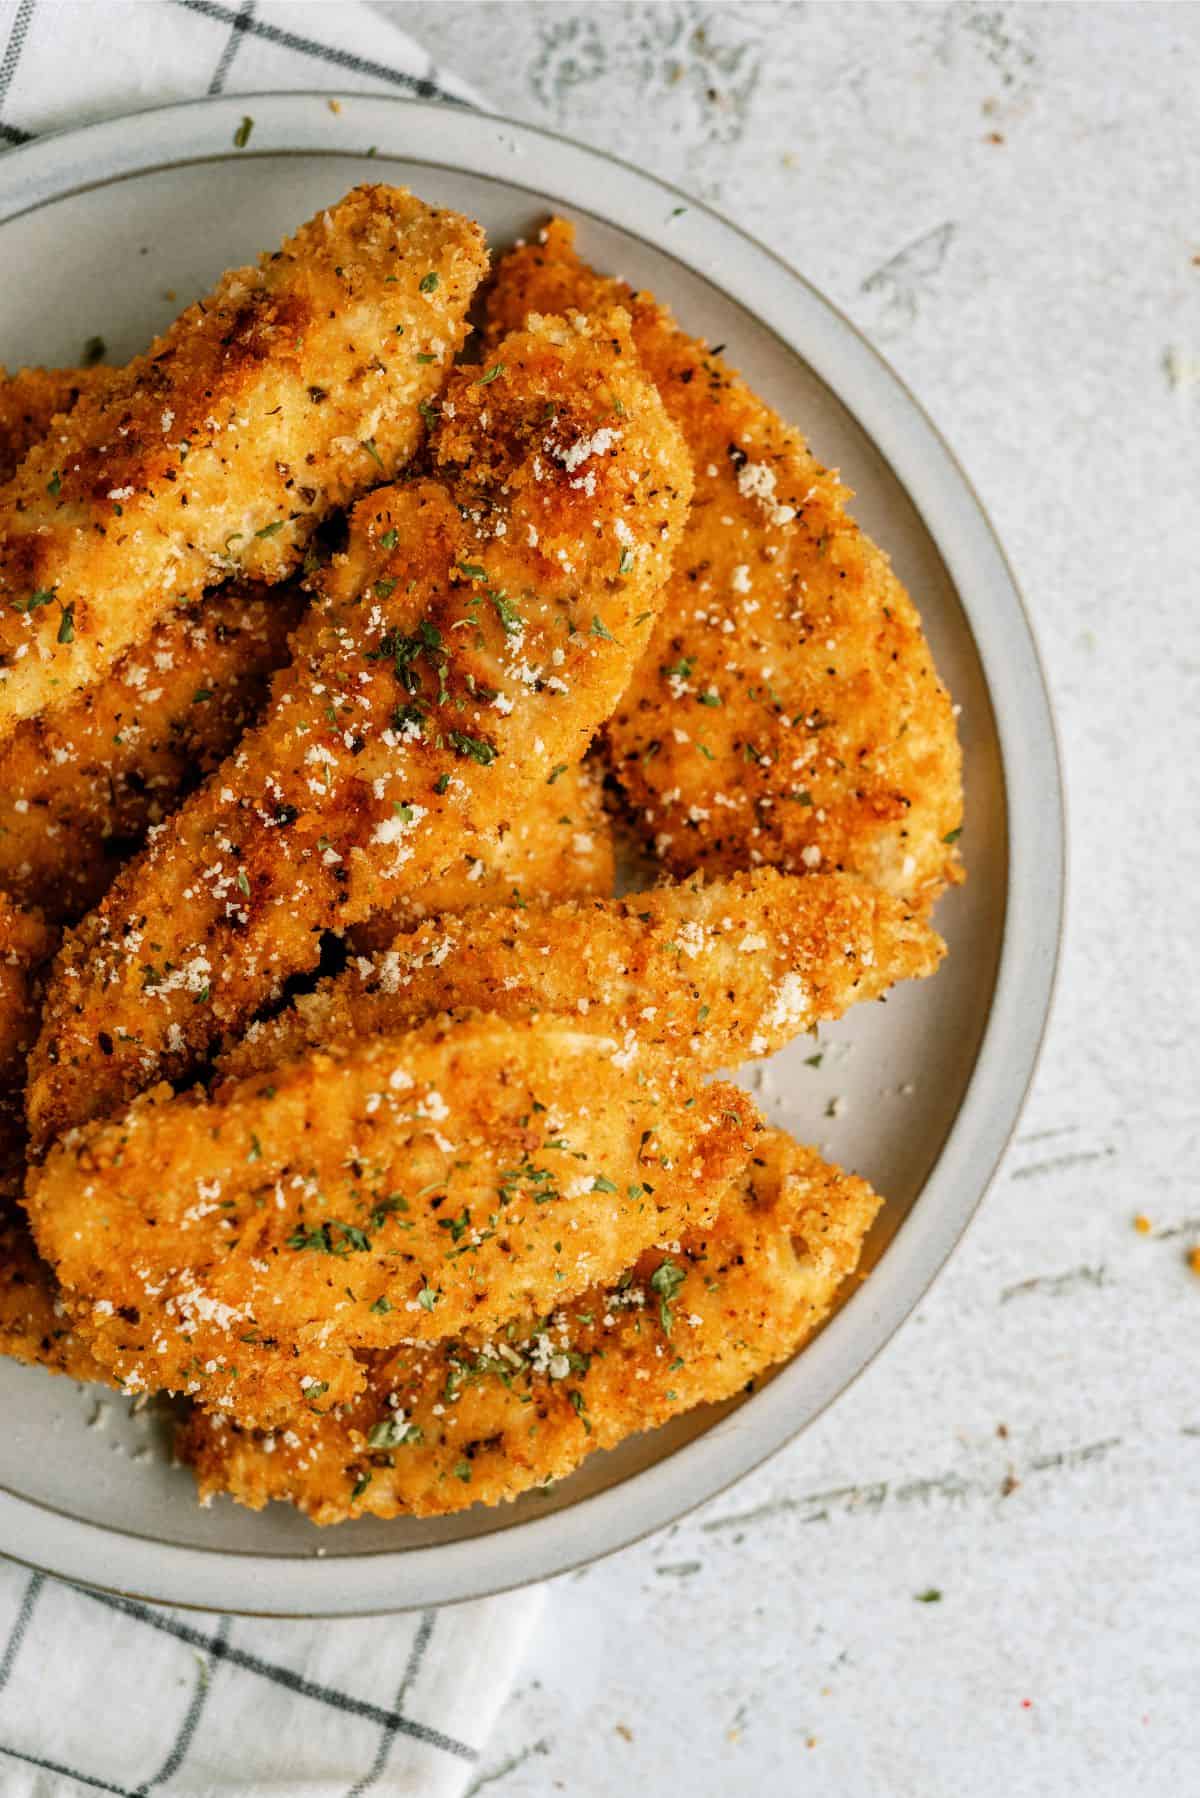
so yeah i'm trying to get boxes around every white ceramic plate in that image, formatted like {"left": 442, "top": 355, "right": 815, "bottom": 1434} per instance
{"left": 0, "top": 93, "right": 1063, "bottom": 1616}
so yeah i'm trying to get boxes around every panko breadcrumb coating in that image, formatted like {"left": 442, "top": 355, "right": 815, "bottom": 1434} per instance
{"left": 0, "top": 1192, "right": 111, "bottom": 1383}
{"left": 345, "top": 757, "right": 614, "bottom": 952}
{"left": 0, "top": 580, "right": 304, "bottom": 922}
{"left": 177, "top": 1128, "right": 879, "bottom": 1521}
{"left": 485, "top": 221, "right": 963, "bottom": 910}
{"left": 0, "top": 891, "right": 55, "bottom": 1250}
{"left": 219, "top": 867, "right": 943, "bottom": 1085}
{"left": 0, "top": 895, "right": 103, "bottom": 1380}
{"left": 0, "top": 185, "right": 487, "bottom": 734}
{"left": 28, "top": 308, "right": 692, "bottom": 1149}
{"left": 0, "top": 892, "right": 54, "bottom": 1086}
{"left": 0, "top": 364, "right": 111, "bottom": 484}
{"left": 26, "top": 1016, "right": 758, "bottom": 1429}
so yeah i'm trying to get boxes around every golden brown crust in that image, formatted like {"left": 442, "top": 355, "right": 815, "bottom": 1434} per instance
{"left": 0, "top": 185, "right": 488, "bottom": 733}
{"left": 0, "top": 580, "right": 304, "bottom": 922}
{"left": 0, "top": 892, "right": 55, "bottom": 1086}
{"left": 177, "top": 1129, "right": 880, "bottom": 1521}
{"left": 219, "top": 868, "right": 943, "bottom": 1086}
{"left": 0, "top": 890, "right": 53, "bottom": 1250}
{"left": 27, "top": 309, "right": 692, "bottom": 1149}
{"left": 343, "top": 757, "right": 615, "bottom": 952}
{"left": 26, "top": 1016, "right": 758, "bottom": 1428}
{"left": 0, "top": 364, "right": 112, "bottom": 484}
{"left": 485, "top": 221, "right": 963, "bottom": 910}
{"left": 0, "top": 1189, "right": 112, "bottom": 1383}
{"left": 0, "top": 894, "right": 104, "bottom": 1381}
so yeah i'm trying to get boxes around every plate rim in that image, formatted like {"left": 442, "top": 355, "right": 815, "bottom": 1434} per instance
{"left": 0, "top": 90, "right": 1065, "bottom": 1617}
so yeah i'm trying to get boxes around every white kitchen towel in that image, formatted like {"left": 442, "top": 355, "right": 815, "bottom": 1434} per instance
{"left": 0, "top": 3, "right": 546, "bottom": 1795}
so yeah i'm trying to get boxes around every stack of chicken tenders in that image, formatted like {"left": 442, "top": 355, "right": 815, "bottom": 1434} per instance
{"left": 0, "top": 187, "right": 962, "bottom": 1524}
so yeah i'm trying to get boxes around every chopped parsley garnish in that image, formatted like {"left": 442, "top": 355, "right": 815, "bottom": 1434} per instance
{"left": 419, "top": 271, "right": 440, "bottom": 293}
{"left": 491, "top": 591, "right": 523, "bottom": 635}
{"left": 447, "top": 731, "right": 497, "bottom": 766}
{"left": 415, "top": 352, "right": 435, "bottom": 363}
{"left": 46, "top": 470, "right": 61, "bottom": 498}
{"left": 351, "top": 1471, "right": 372, "bottom": 1501}
{"left": 236, "top": 869, "right": 251, "bottom": 897}
{"left": 436, "top": 1207, "right": 472, "bottom": 1244}
{"left": 434, "top": 772, "right": 451, "bottom": 794}
{"left": 360, "top": 437, "right": 384, "bottom": 468}
{"left": 453, "top": 1459, "right": 472, "bottom": 1482}
{"left": 81, "top": 335, "right": 106, "bottom": 368}
{"left": 391, "top": 616, "right": 447, "bottom": 699}
{"left": 56, "top": 603, "right": 75, "bottom": 644}
{"left": 13, "top": 587, "right": 55, "bottom": 615}
{"left": 379, "top": 528, "right": 398, "bottom": 550}
{"left": 915, "top": 1588, "right": 943, "bottom": 1604}
{"left": 288, "top": 1226, "right": 329, "bottom": 1254}
{"left": 370, "top": 1295, "right": 392, "bottom": 1314}
{"left": 476, "top": 363, "right": 504, "bottom": 385}
{"left": 255, "top": 519, "right": 285, "bottom": 539}
{"left": 192, "top": 688, "right": 214, "bottom": 704}
{"left": 546, "top": 764, "right": 568, "bottom": 785}
{"left": 618, "top": 548, "right": 634, "bottom": 575}
{"left": 650, "top": 1258, "right": 686, "bottom": 1335}
{"left": 367, "top": 1417, "right": 421, "bottom": 1449}
{"left": 591, "top": 1174, "right": 618, "bottom": 1194}
{"left": 590, "top": 615, "right": 615, "bottom": 641}
{"left": 498, "top": 1159, "right": 559, "bottom": 1208}
{"left": 233, "top": 115, "right": 254, "bottom": 149}
{"left": 288, "top": 1221, "right": 373, "bottom": 1256}
{"left": 943, "top": 827, "right": 963, "bottom": 844}
{"left": 697, "top": 690, "right": 722, "bottom": 707}
{"left": 417, "top": 1286, "right": 439, "bottom": 1312}
{"left": 368, "top": 1193, "right": 410, "bottom": 1230}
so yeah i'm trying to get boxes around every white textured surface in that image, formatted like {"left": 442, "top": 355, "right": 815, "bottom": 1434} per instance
{"left": 373, "top": 3, "right": 1200, "bottom": 1792}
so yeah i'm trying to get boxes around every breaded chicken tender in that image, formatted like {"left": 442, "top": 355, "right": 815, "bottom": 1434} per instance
{"left": 0, "top": 891, "right": 55, "bottom": 1230}
{"left": 26, "top": 1017, "right": 757, "bottom": 1427}
{"left": 220, "top": 868, "right": 942, "bottom": 1085}
{"left": 0, "top": 895, "right": 105, "bottom": 1380}
{"left": 0, "top": 364, "right": 111, "bottom": 484}
{"left": 0, "top": 892, "right": 54, "bottom": 1085}
{"left": 345, "top": 757, "right": 614, "bottom": 953}
{"left": 485, "top": 222, "right": 963, "bottom": 909}
{"left": 0, "top": 1193, "right": 111, "bottom": 1382}
{"left": 0, "top": 185, "right": 487, "bottom": 733}
{"left": 28, "top": 310, "right": 692, "bottom": 1149}
{"left": 178, "top": 1129, "right": 879, "bottom": 1521}
{"left": 0, "top": 581, "right": 304, "bottom": 922}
